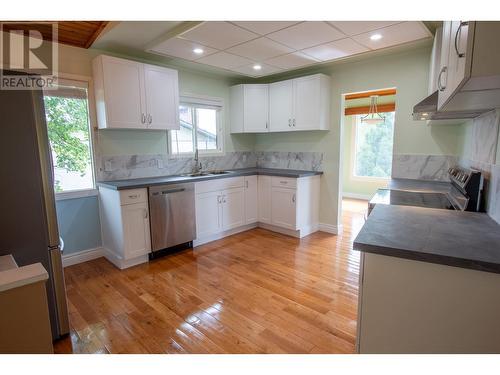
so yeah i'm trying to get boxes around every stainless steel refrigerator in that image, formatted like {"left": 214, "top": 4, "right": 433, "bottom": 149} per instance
{"left": 0, "top": 71, "right": 70, "bottom": 339}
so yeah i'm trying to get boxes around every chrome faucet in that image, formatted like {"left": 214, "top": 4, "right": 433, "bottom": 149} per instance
{"left": 192, "top": 148, "right": 202, "bottom": 174}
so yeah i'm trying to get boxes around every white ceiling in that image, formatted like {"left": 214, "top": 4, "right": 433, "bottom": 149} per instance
{"left": 93, "top": 21, "right": 432, "bottom": 79}
{"left": 148, "top": 21, "right": 431, "bottom": 78}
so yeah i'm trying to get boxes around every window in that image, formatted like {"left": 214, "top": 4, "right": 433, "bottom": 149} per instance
{"left": 353, "top": 111, "right": 395, "bottom": 179}
{"left": 169, "top": 96, "right": 223, "bottom": 155}
{"left": 43, "top": 79, "right": 95, "bottom": 194}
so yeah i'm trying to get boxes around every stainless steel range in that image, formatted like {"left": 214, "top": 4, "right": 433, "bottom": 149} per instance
{"left": 368, "top": 166, "right": 484, "bottom": 215}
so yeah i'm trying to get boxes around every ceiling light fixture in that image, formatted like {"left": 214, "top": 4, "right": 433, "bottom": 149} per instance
{"left": 361, "top": 95, "right": 386, "bottom": 125}
{"left": 370, "top": 34, "right": 382, "bottom": 41}
{"left": 253, "top": 64, "right": 262, "bottom": 70}
{"left": 193, "top": 48, "right": 204, "bottom": 55}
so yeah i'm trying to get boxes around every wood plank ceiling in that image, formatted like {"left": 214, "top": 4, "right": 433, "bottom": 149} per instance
{"left": 1, "top": 21, "right": 108, "bottom": 48}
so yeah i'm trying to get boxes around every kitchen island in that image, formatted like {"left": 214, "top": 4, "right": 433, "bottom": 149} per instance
{"left": 354, "top": 204, "right": 500, "bottom": 353}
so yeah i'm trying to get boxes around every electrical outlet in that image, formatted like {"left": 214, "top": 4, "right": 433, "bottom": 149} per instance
{"left": 156, "top": 159, "right": 164, "bottom": 169}
{"left": 104, "top": 161, "right": 113, "bottom": 172}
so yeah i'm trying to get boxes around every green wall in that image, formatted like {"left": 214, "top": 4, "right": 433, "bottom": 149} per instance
{"left": 253, "top": 47, "right": 464, "bottom": 227}
{"left": 56, "top": 43, "right": 255, "bottom": 157}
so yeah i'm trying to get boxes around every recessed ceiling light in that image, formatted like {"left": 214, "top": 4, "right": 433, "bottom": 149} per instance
{"left": 422, "top": 113, "right": 428, "bottom": 116}
{"left": 370, "top": 34, "right": 383, "bottom": 41}
{"left": 193, "top": 48, "right": 204, "bottom": 55}
{"left": 253, "top": 64, "right": 262, "bottom": 71}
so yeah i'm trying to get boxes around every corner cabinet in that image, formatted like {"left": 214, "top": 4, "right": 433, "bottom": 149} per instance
{"left": 93, "top": 55, "right": 180, "bottom": 130}
{"left": 99, "top": 187, "right": 151, "bottom": 269}
{"left": 231, "top": 74, "right": 331, "bottom": 133}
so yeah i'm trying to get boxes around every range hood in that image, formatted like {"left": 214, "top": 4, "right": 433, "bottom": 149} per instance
{"left": 412, "top": 91, "right": 485, "bottom": 121}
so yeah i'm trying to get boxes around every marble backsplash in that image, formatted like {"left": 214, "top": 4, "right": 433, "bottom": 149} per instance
{"left": 97, "top": 151, "right": 324, "bottom": 181}
{"left": 391, "top": 154, "right": 458, "bottom": 181}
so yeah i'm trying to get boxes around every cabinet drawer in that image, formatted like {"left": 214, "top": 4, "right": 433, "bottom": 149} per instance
{"left": 196, "top": 176, "right": 245, "bottom": 194}
{"left": 119, "top": 188, "right": 148, "bottom": 205}
{"left": 271, "top": 176, "right": 297, "bottom": 189}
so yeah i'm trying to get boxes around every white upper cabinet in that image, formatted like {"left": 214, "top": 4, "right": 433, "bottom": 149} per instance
{"left": 269, "top": 80, "right": 294, "bottom": 131}
{"left": 143, "top": 64, "right": 180, "bottom": 130}
{"left": 93, "top": 55, "right": 180, "bottom": 130}
{"left": 232, "top": 73, "right": 330, "bottom": 133}
{"left": 436, "top": 21, "right": 500, "bottom": 112}
{"left": 230, "top": 84, "right": 269, "bottom": 133}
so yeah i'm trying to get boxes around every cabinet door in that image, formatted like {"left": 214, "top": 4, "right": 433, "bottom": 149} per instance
{"left": 195, "top": 191, "right": 222, "bottom": 238}
{"left": 101, "top": 56, "right": 146, "bottom": 129}
{"left": 269, "top": 80, "right": 294, "bottom": 132}
{"left": 258, "top": 176, "right": 272, "bottom": 224}
{"left": 293, "top": 75, "right": 320, "bottom": 130}
{"left": 243, "top": 85, "right": 269, "bottom": 132}
{"left": 144, "top": 64, "right": 180, "bottom": 130}
{"left": 244, "top": 176, "right": 258, "bottom": 224}
{"left": 447, "top": 21, "right": 470, "bottom": 96}
{"left": 437, "top": 22, "right": 454, "bottom": 109}
{"left": 271, "top": 187, "right": 297, "bottom": 230}
{"left": 222, "top": 187, "right": 245, "bottom": 230}
{"left": 121, "top": 202, "right": 151, "bottom": 259}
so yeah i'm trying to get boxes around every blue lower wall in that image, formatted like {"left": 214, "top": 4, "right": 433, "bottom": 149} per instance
{"left": 55, "top": 195, "right": 102, "bottom": 255}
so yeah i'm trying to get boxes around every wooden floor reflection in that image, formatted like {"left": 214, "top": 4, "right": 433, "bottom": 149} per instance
{"left": 54, "top": 199, "right": 367, "bottom": 354}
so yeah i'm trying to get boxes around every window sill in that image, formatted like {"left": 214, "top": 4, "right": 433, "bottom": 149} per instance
{"left": 168, "top": 150, "right": 226, "bottom": 159}
{"left": 55, "top": 189, "right": 98, "bottom": 201}
{"left": 350, "top": 175, "right": 390, "bottom": 183}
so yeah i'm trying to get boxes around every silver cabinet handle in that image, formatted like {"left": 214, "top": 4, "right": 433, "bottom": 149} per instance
{"left": 293, "top": 119, "right": 296, "bottom": 127}
{"left": 246, "top": 180, "right": 249, "bottom": 188}
{"left": 143, "top": 208, "right": 148, "bottom": 219}
{"left": 128, "top": 194, "right": 138, "bottom": 199}
{"left": 292, "top": 194, "right": 296, "bottom": 203}
{"left": 265, "top": 121, "right": 268, "bottom": 129}
{"left": 141, "top": 113, "right": 146, "bottom": 124}
{"left": 279, "top": 180, "right": 288, "bottom": 185}
{"left": 149, "top": 114, "right": 153, "bottom": 124}
{"left": 223, "top": 195, "right": 227, "bottom": 203}
{"left": 217, "top": 195, "right": 222, "bottom": 204}
{"left": 454, "top": 21, "right": 468, "bottom": 58}
{"left": 437, "top": 66, "right": 447, "bottom": 91}
{"left": 288, "top": 119, "right": 291, "bottom": 127}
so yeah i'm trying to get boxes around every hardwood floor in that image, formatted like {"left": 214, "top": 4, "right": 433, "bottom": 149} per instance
{"left": 54, "top": 198, "right": 368, "bottom": 354}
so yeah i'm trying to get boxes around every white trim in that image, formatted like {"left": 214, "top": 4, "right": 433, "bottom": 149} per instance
{"left": 55, "top": 188, "right": 98, "bottom": 201}
{"left": 102, "top": 247, "right": 149, "bottom": 270}
{"left": 319, "top": 223, "right": 343, "bottom": 235}
{"left": 193, "top": 223, "right": 257, "bottom": 247}
{"left": 342, "top": 192, "right": 372, "bottom": 201}
{"left": 62, "top": 247, "right": 104, "bottom": 267}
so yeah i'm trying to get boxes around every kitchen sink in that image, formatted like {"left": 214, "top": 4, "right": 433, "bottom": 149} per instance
{"left": 208, "top": 170, "right": 231, "bottom": 175}
{"left": 181, "top": 172, "right": 211, "bottom": 177}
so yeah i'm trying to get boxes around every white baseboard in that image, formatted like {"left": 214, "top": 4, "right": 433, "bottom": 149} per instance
{"left": 258, "top": 222, "right": 300, "bottom": 238}
{"left": 102, "top": 247, "right": 149, "bottom": 269}
{"left": 319, "top": 223, "right": 343, "bottom": 235}
{"left": 342, "top": 192, "right": 371, "bottom": 201}
{"left": 194, "top": 223, "right": 258, "bottom": 247}
{"left": 62, "top": 247, "right": 104, "bottom": 267}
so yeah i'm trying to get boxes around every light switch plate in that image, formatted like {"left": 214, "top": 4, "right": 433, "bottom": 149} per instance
{"left": 156, "top": 159, "right": 164, "bottom": 169}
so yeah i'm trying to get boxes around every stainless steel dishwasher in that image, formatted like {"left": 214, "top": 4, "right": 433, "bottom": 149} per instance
{"left": 148, "top": 182, "right": 196, "bottom": 254}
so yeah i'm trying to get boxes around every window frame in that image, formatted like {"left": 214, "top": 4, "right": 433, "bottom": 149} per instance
{"left": 44, "top": 74, "right": 99, "bottom": 201}
{"left": 168, "top": 94, "right": 225, "bottom": 157}
{"left": 350, "top": 112, "right": 394, "bottom": 182}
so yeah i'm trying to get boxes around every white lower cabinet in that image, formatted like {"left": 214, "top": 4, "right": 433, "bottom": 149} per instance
{"left": 244, "top": 176, "right": 258, "bottom": 224}
{"left": 222, "top": 187, "right": 245, "bottom": 230}
{"left": 195, "top": 191, "right": 222, "bottom": 238}
{"left": 99, "top": 187, "right": 151, "bottom": 269}
{"left": 257, "top": 176, "right": 272, "bottom": 224}
{"left": 271, "top": 187, "right": 297, "bottom": 230}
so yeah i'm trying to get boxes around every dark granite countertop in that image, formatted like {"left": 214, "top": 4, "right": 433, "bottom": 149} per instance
{"left": 97, "top": 168, "right": 323, "bottom": 190}
{"left": 388, "top": 178, "right": 452, "bottom": 193}
{"left": 354, "top": 204, "right": 500, "bottom": 274}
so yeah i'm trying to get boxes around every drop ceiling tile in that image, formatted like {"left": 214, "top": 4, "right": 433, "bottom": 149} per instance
{"left": 302, "top": 38, "right": 369, "bottom": 61}
{"left": 231, "top": 21, "right": 300, "bottom": 35}
{"left": 267, "top": 21, "right": 346, "bottom": 50}
{"left": 265, "top": 52, "right": 319, "bottom": 70}
{"left": 231, "top": 63, "right": 283, "bottom": 77}
{"left": 226, "top": 37, "right": 293, "bottom": 61}
{"left": 179, "top": 21, "right": 258, "bottom": 50}
{"left": 352, "top": 21, "right": 432, "bottom": 50}
{"left": 328, "top": 21, "right": 402, "bottom": 36}
{"left": 195, "top": 51, "right": 253, "bottom": 70}
{"left": 150, "top": 37, "right": 218, "bottom": 61}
